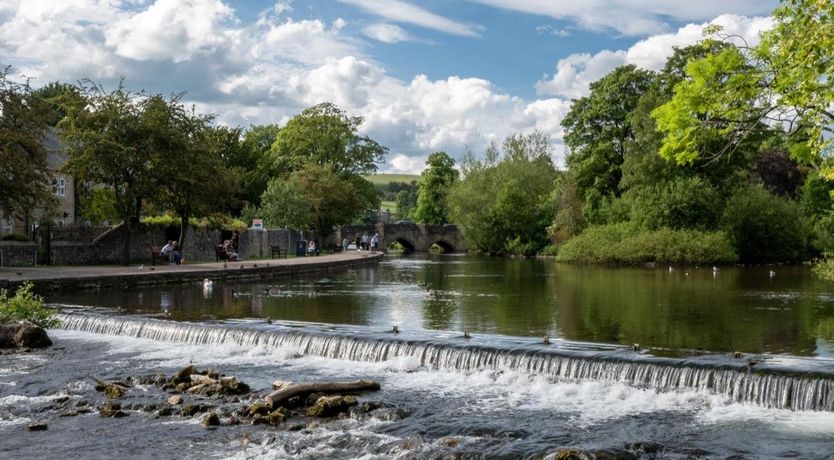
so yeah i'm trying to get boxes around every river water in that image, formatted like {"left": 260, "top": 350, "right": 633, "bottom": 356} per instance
{"left": 2, "top": 255, "right": 834, "bottom": 459}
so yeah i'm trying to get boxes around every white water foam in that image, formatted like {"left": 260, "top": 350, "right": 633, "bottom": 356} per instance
{"left": 49, "top": 329, "right": 834, "bottom": 434}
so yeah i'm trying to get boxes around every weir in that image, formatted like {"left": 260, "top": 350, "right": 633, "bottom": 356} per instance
{"left": 58, "top": 312, "right": 834, "bottom": 412}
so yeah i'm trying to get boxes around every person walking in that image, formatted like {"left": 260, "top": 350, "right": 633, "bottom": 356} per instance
{"left": 371, "top": 233, "right": 379, "bottom": 252}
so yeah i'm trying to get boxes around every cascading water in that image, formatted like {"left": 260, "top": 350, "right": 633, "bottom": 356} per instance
{"left": 58, "top": 312, "right": 834, "bottom": 412}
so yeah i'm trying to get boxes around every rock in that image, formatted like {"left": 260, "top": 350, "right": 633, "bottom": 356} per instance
{"left": 272, "top": 380, "right": 293, "bottom": 390}
{"left": 439, "top": 436, "right": 461, "bottom": 448}
{"left": 175, "top": 382, "right": 193, "bottom": 393}
{"left": 167, "top": 395, "right": 183, "bottom": 406}
{"left": 306, "top": 395, "right": 357, "bottom": 418}
{"left": 247, "top": 401, "right": 271, "bottom": 417}
{"left": 111, "top": 410, "right": 128, "bottom": 418}
{"left": 181, "top": 404, "right": 206, "bottom": 417}
{"left": 172, "top": 365, "right": 195, "bottom": 384}
{"left": 552, "top": 448, "right": 593, "bottom": 460}
{"left": 104, "top": 383, "right": 126, "bottom": 399}
{"left": 26, "top": 422, "right": 48, "bottom": 431}
{"left": 98, "top": 401, "right": 122, "bottom": 417}
{"left": 0, "top": 321, "right": 52, "bottom": 349}
{"left": 268, "top": 408, "right": 288, "bottom": 426}
{"left": 54, "top": 396, "right": 70, "bottom": 404}
{"left": 286, "top": 422, "right": 304, "bottom": 431}
{"left": 305, "top": 392, "right": 325, "bottom": 406}
{"left": 202, "top": 413, "right": 220, "bottom": 427}
{"left": 251, "top": 415, "right": 269, "bottom": 425}
{"left": 156, "top": 407, "right": 175, "bottom": 417}
{"left": 191, "top": 374, "right": 217, "bottom": 386}
{"left": 186, "top": 383, "right": 207, "bottom": 395}
{"left": 222, "top": 416, "right": 240, "bottom": 426}
{"left": 219, "top": 377, "right": 250, "bottom": 395}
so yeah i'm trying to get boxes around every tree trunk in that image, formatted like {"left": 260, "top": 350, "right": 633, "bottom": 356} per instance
{"left": 178, "top": 211, "right": 189, "bottom": 252}
{"left": 264, "top": 380, "right": 380, "bottom": 408}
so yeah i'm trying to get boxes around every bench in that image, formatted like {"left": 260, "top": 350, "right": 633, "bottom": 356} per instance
{"left": 271, "top": 245, "right": 287, "bottom": 259}
{"left": 215, "top": 245, "right": 230, "bottom": 262}
{"left": 151, "top": 246, "right": 167, "bottom": 266}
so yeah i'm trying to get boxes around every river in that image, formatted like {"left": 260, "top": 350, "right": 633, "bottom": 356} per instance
{"left": 2, "top": 254, "right": 834, "bottom": 459}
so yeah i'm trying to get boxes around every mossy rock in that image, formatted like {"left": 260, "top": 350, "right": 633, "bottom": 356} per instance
{"left": 306, "top": 395, "right": 357, "bottom": 417}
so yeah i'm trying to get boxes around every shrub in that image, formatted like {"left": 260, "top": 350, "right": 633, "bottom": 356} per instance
{"left": 556, "top": 223, "right": 737, "bottom": 265}
{"left": 1, "top": 233, "right": 29, "bottom": 242}
{"left": 813, "top": 253, "right": 834, "bottom": 282}
{"left": 0, "top": 282, "right": 60, "bottom": 328}
{"left": 628, "top": 177, "right": 721, "bottom": 230}
{"left": 720, "top": 185, "right": 807, "bottom": 263}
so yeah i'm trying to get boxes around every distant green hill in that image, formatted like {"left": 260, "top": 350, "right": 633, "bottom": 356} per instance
{"left": 363, "top": 173, "right": 420, "bottom": 186}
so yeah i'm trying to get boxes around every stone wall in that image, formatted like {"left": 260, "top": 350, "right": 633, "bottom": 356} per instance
{"left": 0, "top": 242, "right": 36, "bottom": 267}
{"left": 45, "top": 224, "right": 305, "bottom": 265}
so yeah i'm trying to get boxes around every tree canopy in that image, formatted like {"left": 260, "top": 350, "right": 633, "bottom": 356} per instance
{"left": 412, "top": 152, "right": 458, "bottom": 225}
{"left": 0, "top": 67, "right": 55, "bottom": 219}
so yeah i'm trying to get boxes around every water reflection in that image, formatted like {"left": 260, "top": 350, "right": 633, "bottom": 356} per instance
{"left": 47, "top": 256, "right": 834, "bottom": 356}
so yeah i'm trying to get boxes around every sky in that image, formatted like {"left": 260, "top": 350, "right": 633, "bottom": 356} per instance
{"left": 0, "top": 0, "right": 780, "bottom": 174}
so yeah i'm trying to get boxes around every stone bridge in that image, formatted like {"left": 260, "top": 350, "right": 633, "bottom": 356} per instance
{"left": 336, "top": 223, "right": 466, "bottom": 253}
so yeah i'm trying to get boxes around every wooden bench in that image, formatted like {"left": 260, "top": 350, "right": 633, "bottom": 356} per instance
{"left": 151, "top": 246, "right": 167, "bottom": 265}
{"left": 215, "top": 245, "right": 230, "bottom": 262}
{"left": 271, "top": 245, "right": 287, "bottom": 259}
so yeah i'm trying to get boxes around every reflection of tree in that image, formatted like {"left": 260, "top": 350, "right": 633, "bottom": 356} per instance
{"left": 548, "top": 264, "right": 826, "bottom": 355}
{"left": 422, "top": 298, "right": 456, "bottom": 330}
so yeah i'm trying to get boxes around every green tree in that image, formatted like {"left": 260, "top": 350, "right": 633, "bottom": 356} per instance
{"left": 449, "top": 132, "right": 557, "bottom": 256}
{"left": 266, "top": 102, "right": 387, "bottom": 176}
{"left": 394, "top": 189, "right": 417, "bottom": 220}
{"left": 234, "top": 124, "right": 281, "bottom": 211}
{"left": 260, "top": 163, "right": 367, "bottom": 238}
{"left": 32, "top": 82, "right": 85, "bottom": 127}
{"left": 0, "top": 67, "right": 55, "bottom": 220}
{"left": 412, "top": 152, "right": 458, "bottom": 224}
{"left": 653, "top": 0, "right": 834, "bottom": 167}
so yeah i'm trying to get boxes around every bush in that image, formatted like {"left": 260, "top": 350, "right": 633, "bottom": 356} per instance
{"left": 628, "top": 177, "right": 721, "bottom": 230}
{"left": 0, "top": 282, "right": 60, "bottom": 328}
{"left": 1, "top": 233, "right": 29, "bottom": 242}
{"left": 720, "top": 185, "right": 807, "bottom": 263}
{"left": 555, "top": 223, "right": 737, "bottom": 265}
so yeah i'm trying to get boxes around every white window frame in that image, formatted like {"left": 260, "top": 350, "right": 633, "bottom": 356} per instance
{"left": 53, "top": 176, "right": 66, "bottom": 197}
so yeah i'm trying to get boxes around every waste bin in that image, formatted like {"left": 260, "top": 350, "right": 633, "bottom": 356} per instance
{"left": 296, "top": 240, "right": 307, "bottom": 257}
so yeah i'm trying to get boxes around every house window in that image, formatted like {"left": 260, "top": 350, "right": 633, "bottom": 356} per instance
{"left": 52, "top": 176, "right": 66, "bottom": 197}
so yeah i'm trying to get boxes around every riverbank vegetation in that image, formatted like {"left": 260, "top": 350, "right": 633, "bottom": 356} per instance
{"left": 0, "top": 281, "right": 59, "bottom": 329}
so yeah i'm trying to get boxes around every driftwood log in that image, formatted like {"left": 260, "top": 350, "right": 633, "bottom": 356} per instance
{"left": 265, "top": 380, "right": 380, "bottom": 407}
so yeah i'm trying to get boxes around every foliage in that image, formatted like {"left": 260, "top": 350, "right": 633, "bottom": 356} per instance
{"left": 1, "top": 233, "right": 29, "bottom": 241}
{"left": 548, "top": 174, "right": 585, "bottom": 245}
{"left": 808, "top": 212, "right": 834, "bottom": 254}
{"left": 78, "top": 187, "right": 120, "bottom": 225}
{"left": 141, "top": 214, "right": 247, "bottom": 232}
{"left": 801, "top": 170, "right": 834, "bottom": 219}
{"left": 751, "top": 148, "right": 803, "bottom": 197}
{"left": 0, "top": 282, "right": 59, "bottom": 329}
{"left": 260, "top": 163, "right": 375, "bottom": 237}
{"left": 653, "top": 0, "right": 834, "bottom": 167}
{"left": 32, "top": 82, "right": 85, "bottom": 127}
{"left": 627, "top": 177, "right": 721, "bottom": 230}
{"left": 719, "top": 185, "right": 807, "bottom": 263}
{"left": 0, "top": 67, "right": 55, "bottom": 219}
{"left": 394, "top": 189, "right": 416, "bottom": 220}
{"left": 233, "top": 124, "right": 281, "bottom": 211}
{"left": 267, "top": 102, "right": 387, "bottom": 177}
{"left": 449, "top": 132, "right": 557, "bottom": 256}
{"left": 412, "top": 152, "right": 459, "bottom": 224}
{"left": 562, "top": 65, "right": 657, "bottom": 218}
{"left": 813, "top": 253, "right": 834, "bottom": 282}
{"left": 555, "top": 223, "right": 737, "bottom": 265}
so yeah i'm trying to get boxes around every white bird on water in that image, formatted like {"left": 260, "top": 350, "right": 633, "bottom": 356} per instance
{"left": 203, "top": 278, "right": 213, "bottom": 288}
{"left": 769, "top": 270, "right": 776, "bottom": 279}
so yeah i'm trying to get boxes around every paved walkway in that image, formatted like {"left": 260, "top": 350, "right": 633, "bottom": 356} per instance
{"left": 0, "top": 252, "right": 384, "bottom": 289}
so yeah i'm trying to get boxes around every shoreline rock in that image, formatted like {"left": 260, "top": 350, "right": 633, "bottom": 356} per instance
{"left": 0, "top": 321, "right": 52, "bottom": 349}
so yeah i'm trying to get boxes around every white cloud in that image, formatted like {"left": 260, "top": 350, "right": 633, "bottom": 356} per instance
{"left": 536, "top": 14, "right": 773, "bottom": 99}
{"left": 105, "top": 0, "right": 235, "bottom": 62}
{"left": 363, "top": 23, "right": 413, "bottom": 44}
{"left": 469, "top": 0, "right": 776, "bottom": 36}
{"left": 340, "top": 0, "right": 480, "bottom": 37}
{"left": 388, "top": 154, "right": 427, "bottom": 174}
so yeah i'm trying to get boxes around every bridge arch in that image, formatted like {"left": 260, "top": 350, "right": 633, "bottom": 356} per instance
{"left": 388, "top": 237, "right": 417, "bottom": 254}
{"left": 428, "top": 240, "right": 456, "bottom": 253}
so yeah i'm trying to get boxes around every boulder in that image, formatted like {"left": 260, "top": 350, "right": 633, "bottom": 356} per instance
{"left": 202, "top": 413, "right": 220, "bottom": 427}
{"left": 0, "top": 321, "right": 52, "bottom": 349}
{"left": 306, "top": 395, "right": 357, "bottom": 417}
{"left": 26, "top": 422, "right": 48, "bottom": 431}
{"left": 167, "top": 395, "right": 183, "bottom": 406}
{"left": 98, "top": 401, "right": 122, "bottom": 417}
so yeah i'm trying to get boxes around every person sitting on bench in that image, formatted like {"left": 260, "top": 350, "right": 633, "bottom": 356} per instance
{"left": 161, "top": 240, "right": 182, "bottom": 264}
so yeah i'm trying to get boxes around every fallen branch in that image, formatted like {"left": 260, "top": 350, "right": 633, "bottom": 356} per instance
{"left": 264, "top": 380, "right": 380, "bottom": 407}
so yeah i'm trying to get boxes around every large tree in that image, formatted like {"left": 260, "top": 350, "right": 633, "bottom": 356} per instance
{"left": 259, "top": 103, "right": 385, "bottom": 236}
{"left": 653, "top": 0, "right": 834, "bottom": 168}
{"left": 266, "top": 102, "right": 387, "bottom": 176}
{"left": 412, "top": 151, "right": 458, "bottom": 224}
{"left": 561, "top": 65, "right": 656, "bottom": 219}
{"left": 0, "top": 67, "right": 55, "bottom": 221}
{"left": 449, "top": 132, "right": 557, "bottom": 256}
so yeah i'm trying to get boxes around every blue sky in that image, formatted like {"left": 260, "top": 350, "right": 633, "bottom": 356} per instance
{"left": 0, "top": 0, "right": 779, "bottom": 173}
